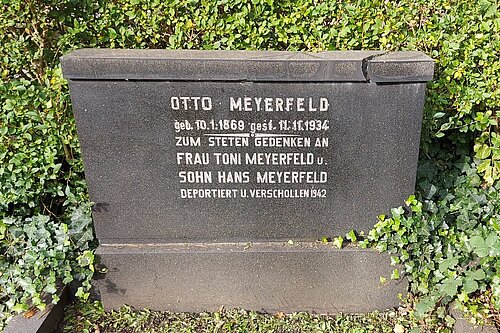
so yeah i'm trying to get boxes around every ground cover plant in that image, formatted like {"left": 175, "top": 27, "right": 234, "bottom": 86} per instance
{"left": 62, "top": 301, "right": 447, "bottom": 333}
{"left": 1, "top": 0, "right": 499, "bottom": 330}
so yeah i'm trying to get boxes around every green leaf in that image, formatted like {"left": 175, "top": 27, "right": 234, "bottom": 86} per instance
{"left": 333, "top": 236, "right": 343, "bottom": 249}
{"left": 439, "top": 277, "right": 462, "bottom": 297}
{"left": 491, "top": 242, "right": 500, "bottom": 257}
{"left": 78, "top": 251, "right": 95, "bottom": 268}
{"left": 346, "top": 230, "right": 357, "bottom": 242}
{"left": 477, "top": 159, "right": 490, "bottom": 173}
{"left": 476, "top": 145, "right": 491, "bottom": 159}
{"left": 486, "top": 234, "right": 498, "bottom": 247}
{"left": 4, "top": 99, "right": 14, "bottom": 110}
{"left": 43, "top": 284, "right": 58, "bottom": 294}
{"left": 438, "top": 257, "right": 458, "bottom": 271}
{"left": 108, "top": 27, "right": 117, "bottom": 39}
{"left": 391, "top": 206, "right": 405, "bottom": 216}
{"left": 391, "top": 269, "right": 400, "bottom": 280}
{"left": 424, "top": 184, "right": 437, "bottom": 199}
{"left": 0, "top": 221, "right": 6, "bottom": 239}
{"left": 471, "top": 269, "right": 486, "bottom": 281}
{"left": 484, "top": 3, "right": 497, "bottom": 17}
{"left": 456, "top": 213, "right": 477, "bottom": 231}
{"left": 469, "top": 236, "right": 489, "bottom": 257}
{"left": 415, "top": 297, "right": 436, "bottom": 316}
{"left": 462, "top": 277, "right": 479, "bottom": 294}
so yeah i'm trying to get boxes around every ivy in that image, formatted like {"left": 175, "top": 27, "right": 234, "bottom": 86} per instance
{"left": 0, "top": 205, "right": 94, "bottom": 328}
{"left": 364, "top": 156, "right": 500, "bottom": 324}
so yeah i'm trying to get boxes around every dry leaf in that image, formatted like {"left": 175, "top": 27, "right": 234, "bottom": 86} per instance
{"left": 23, "top": 308, "right": 38, "bottom": 319}
{"left": 275, "top": 311, "right": 286, "bottom": 319}
{"left": 394, "top": 323, "right": 405, "bottom": 333}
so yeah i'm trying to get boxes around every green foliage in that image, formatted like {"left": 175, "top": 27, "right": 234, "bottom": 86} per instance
{"left": 0, "top": 70, "right": 84, "bottom": 214}
{"left": 364, "top": 156, "right": 500, "bottom": 323}
{"left": 1, "top": 0, "right": 499, "bottom": 328}
{"left": 0, "top": 205, "right": 94, "bottom": 328}
{"left": 63, "top": 301, "right": 448, "bottom": 333}
{"left": 0, "top": 0, "right": 93, "bottom": 327}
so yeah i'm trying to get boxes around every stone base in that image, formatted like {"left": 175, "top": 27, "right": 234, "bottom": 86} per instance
{"left": 95, "top": 242, "right": 406, "bottom": 313}
{"left": 450, "top": 307, "right": 499, "bottom": 333}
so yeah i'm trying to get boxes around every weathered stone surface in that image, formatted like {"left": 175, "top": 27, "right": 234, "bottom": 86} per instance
{"left": 62, "top": 49, "right": 434, "bottom": 313}
{"left": 366, "top": 51, "right": 435, "bottom": 82}
{"left": 62, "top": 49, "right": 386, "bottom": 81}
{"left": 450, "top": 307, "right": 499, "bottom": 333}
{"left": 95, "top": 242, "right": 407, "bottom": 313}
{"left": 67, "top": 80, "right": 426, "bottom": 244}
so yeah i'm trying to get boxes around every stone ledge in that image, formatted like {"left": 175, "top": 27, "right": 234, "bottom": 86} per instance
{"left": 61, "top": 49, "right": 433, "bottom": 82}
{"left": 95, "top": 243, "right": 407, "bottom": 313}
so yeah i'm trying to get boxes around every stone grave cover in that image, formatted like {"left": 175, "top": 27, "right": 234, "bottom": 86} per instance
{"left": 62, "top": 50, "right": 434, "bottom": 312}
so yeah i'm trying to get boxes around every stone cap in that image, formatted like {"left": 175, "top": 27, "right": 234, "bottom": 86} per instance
{"left": 61, "top": 49, "right": 434, "bottom": 82}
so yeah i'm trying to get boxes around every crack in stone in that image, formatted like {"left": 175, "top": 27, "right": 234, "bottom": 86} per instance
{"left": 362, "top": 51, "right": 390, "bottom": 82}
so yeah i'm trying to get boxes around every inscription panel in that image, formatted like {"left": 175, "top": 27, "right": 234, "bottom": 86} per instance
{"left": 70, "top": 81, "right": 425, "bottom": 243}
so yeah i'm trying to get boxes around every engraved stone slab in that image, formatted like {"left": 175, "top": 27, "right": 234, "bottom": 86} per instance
{"left": 62, "top": 49, "right": 434, "bottom": 312}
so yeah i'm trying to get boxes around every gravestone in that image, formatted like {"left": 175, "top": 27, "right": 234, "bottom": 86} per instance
{"left": 62, "top": 49, "right": 434, "bottom": 313}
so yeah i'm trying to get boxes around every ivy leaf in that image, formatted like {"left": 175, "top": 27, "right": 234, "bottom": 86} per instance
{"left": 0, "top": 220, "right": 6, "bottom": 239}
{"left": 439, "top": 277, "right": 463, "bottom": 297}
{"left": 4, "top": 99, "right": 15, "bottom": 110}
{"left": 486, "top": 234, "right": 499, "bottom": 247}
{"left": 475, "top": 145, "right": 491, "bottom": 159}
{"left": 43, "top": 284, "right": 57, "bottom": 294}
{"left": 333, "top": 236, "right": 343, "bottom": 249}
{"left": 424, "top": 183, "right": 437, "bottom": 199}
{"left": 470, "top": 269, "right": 486, "bottom": 281}
{"left": 74, "top": 228, "right": 94, "bottom": 249}
{"left": 469, "top": 236, "right": 489, "bottom": 257}
{"left": 108, "top": 27, "right": 117, "bottom": 39}
{"left": 346, "top": 230, "right": 357, "bottom": 242}
{"left": 456, "top": 213, "right": 477, "bottom": 231}
{"left": 78, "top": 251, "right": 95, "bottom": 268}
{"left": 391, "top": 206, "right": 405, "bottom": 216}
{"left": 492, "top": 277, "right": 500, "bottom": 308}
{"left": 23, "top": 222, "right": 38, "bottom": 240}
{"left": 438, "top": 257, "right": 458, "bottom": 271}
{"left": 484, "top": 3, "right": 497, "bottom": 17}
{"left": 462, "top": 277, "right": 479, "bottom": 294}
{"left": 490, "top": 242, "right": 500, "bottom": 257}
{"left": 415, "top": 297, "right": 436, "bottom": 316}
{"left": 477, "top": 159, "right": 490, "bottom": 173}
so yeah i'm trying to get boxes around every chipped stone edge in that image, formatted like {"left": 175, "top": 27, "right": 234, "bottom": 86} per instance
{"left": 365, "top": 51, "right": 435, "bottom": 83}
{"left": 3, "top": 287, "right": 69, "bottom": 333}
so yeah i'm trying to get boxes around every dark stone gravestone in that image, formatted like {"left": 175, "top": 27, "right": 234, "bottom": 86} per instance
{"left": 62, "top": 50, "right": 434, "bottom": 313}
